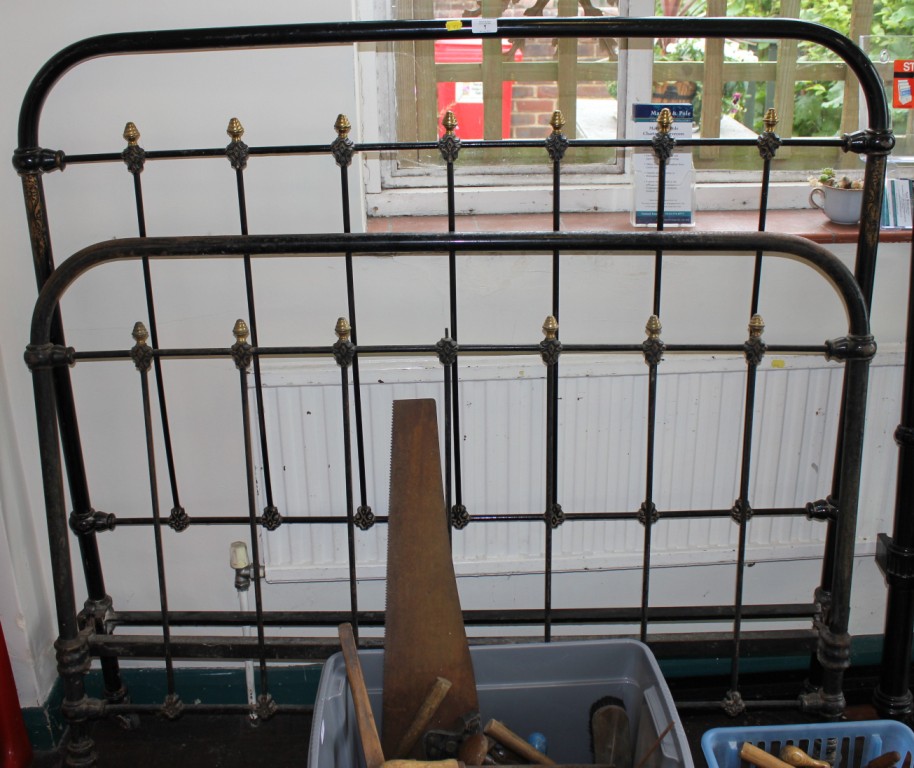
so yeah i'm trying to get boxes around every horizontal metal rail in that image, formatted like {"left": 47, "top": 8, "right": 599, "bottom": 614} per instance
{"left": 29, "top": 231, "right": 870, "bottom": 345}
{"left": 15, "top": 17, "right": 890, "bottom": 153}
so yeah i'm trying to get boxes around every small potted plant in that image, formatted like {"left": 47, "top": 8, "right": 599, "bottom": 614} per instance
{"left": 809, "top": 168, "right": 864, "bottom": 225}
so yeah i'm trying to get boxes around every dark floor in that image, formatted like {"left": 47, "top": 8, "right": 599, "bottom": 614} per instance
{"left": 30, "top": 669, "right": 889, "bottom": 768}
{"left": 29, "top": 707, "right": 847, "bottom": 768}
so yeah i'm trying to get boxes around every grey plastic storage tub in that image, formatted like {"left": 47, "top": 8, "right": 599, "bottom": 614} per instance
{"left": 308, "top": 638, "right": 692, "bottom": 768}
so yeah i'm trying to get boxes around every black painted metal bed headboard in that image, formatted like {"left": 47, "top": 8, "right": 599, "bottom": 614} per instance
{"left": 14, "top": 15, "right": 893, "bottom": 766}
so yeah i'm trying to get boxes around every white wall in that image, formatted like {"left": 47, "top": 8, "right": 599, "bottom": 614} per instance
{"left": 0, "top": 1, "right": 362, "bottom": 705}
{"left": 0, "top": 0, "right": 910, "bottom": 709}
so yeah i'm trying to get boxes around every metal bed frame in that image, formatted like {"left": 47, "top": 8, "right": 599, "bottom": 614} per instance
{"left": 13, "top": 15, "right": 905, "bottom": 767}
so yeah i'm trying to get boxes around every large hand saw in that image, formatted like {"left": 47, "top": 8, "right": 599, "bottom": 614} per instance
{"left": 382, "top": 399, "right": 478, "bottom": 759}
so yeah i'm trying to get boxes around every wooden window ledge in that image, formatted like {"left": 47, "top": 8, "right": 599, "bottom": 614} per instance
{"left": 368, "top": 210, "right": 912, "bottom": 245}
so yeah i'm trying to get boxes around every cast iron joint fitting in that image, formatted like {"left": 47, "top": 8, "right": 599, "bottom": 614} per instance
{"left": 69, "top": 508, "right": 116, "bottom": 535}
{"left": 805, "top": 497, "right": 837, "bottom": 522}
{"left": 842, "top": 128, "right": 895, "bottom": 156}
{"left": 12, "top": 147, "right": 66, "bottom": 174}
{"left": 824, "top": 334, "right": 876, "bottom": 363}
{"left": 61, "top": 695, "right": 106, "bottom": 722}
{"left": 24, "top": 343, "right": 75, "bottom": 370}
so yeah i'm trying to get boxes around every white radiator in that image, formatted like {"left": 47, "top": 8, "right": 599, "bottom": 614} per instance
{"left": 255, "top": 349, "right": 903, "bottom": 584}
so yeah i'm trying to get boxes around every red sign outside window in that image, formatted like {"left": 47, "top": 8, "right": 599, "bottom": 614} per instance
{"left": 894, "top": 59, "right": 914, "bottom": 108}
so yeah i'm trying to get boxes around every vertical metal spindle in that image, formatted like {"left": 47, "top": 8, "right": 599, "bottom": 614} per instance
{"left": 439, "top": 111, "right": 466, "bottom": 525}
{"left": 122, "top": 122, "right": 189, "bottom": 534}
{"left": 540, "top": 316, "right": 564, "bottom": 641}
{"left": 130, "top": 323, "right": 181, "bottom": 719}
{"left": 544, "top": 113, "right": 568, "bottom": 628}
{"left": 226, "top": 119, "right": 282, "bottom": 534}
{"left": 547, "top": 111, "right": 568, "bottom": 319}
{"left": 231, "top": 320, "right": 277, "bottom": 721}
{"left": 651, "top": 108, "right": 675, "bottom": 315}
{"left": 639, "top": 315, "right": 664, "bottom": 642}
{"left": 724, "top": 313, "right": 766, "bottom": 716}
{"left": 333, "top": 318, "right": 361, "bottom": 636}
{"left": 332, "top": 115, "right": 373, "bottom": 531}
{"left": 437, "top": 330, "right": 462, "bottom": 532}
{"left": 752, "top": 109, "right": 781, "bottom": 315}
{"left": 637, "top": 109, "right": 675, "bottom": 645}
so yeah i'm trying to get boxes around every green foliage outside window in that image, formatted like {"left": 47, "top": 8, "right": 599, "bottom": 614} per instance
{"left": 654, "top": 0, "right": 914, "bottom": 138}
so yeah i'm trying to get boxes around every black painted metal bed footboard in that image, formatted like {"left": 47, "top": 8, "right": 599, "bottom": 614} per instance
{"left": 13, "top": 15, "right": 897, "bottom": 767}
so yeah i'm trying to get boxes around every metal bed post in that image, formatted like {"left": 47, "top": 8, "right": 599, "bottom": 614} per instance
{"left": 14, "top": 159, "right": 129, "bottom": 712}
{"left": 873, "top": 225, "right": 914, "bottom": 718}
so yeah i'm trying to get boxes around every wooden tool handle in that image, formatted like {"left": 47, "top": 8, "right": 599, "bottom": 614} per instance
{"left": 393, "top": 676, "right": 453, "bottom": 758}
{"left": 339, "top": 623, "right": 386, "bottom": 768}
{"left": 484, "top": 718, "right": 556, "bottom": 766}
{"left": 740, "top": 743, "right": 795, "bottom": 768}
{"left": 866, "top": 752, "right": 902, "bottom": 768}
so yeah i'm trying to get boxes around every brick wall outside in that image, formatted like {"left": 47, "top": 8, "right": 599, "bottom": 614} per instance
{"left": 430, "top": 0, "right": 616, "bottom": 139}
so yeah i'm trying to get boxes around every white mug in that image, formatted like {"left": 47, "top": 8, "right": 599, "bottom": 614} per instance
{"left": 809, "top": 185, "right": 863, "bottom": 225}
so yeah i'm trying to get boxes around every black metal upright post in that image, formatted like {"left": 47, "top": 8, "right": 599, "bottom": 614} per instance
{"left": 24, "top": 341, "right": 97, "bottom": 768}
{"left": 14, "top": 150, "right": 128, "bottom": 711}
{"left": 873, "top": 225, "right": 914, "bottom": 719}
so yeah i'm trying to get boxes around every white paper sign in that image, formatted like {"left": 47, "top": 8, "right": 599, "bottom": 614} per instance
{"left": 631, "top": 104, "right": 695, "bottom": 226}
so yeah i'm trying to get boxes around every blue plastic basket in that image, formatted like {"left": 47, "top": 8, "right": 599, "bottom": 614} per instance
{"left": 702, "top": 720, "right": 914, "bottom": 768}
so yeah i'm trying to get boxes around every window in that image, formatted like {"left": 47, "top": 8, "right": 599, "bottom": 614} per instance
{"left": 359, "top": 0, "right": 903, "bottom": 214}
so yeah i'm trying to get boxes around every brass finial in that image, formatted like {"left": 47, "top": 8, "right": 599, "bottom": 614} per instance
{"left": 335, "top": 316, "right": 351, "bottom": 342}
{"left": 233, "top": 319, "right": 250, "bottom": 344}
{"left": 334, "top": 114, "right": 352, "bottom": 138}
{"left": 542, "top": 315, "right": 558, "bottom": 340}
{"left": 227, "top": 118, "right": 245, "bottom": 142}
{"left": 749, "top": 314, "right": 765, "bottom": 338}
{"left": 550, "top": 111, "right": 566, "bottom": 133}
{"left": 442, "top": 110, "right": 458, "bottom": 135}
{"left": 763, "top": 108, "right": 779, "bottom": 132}
{"left": 657, "top": 108, "right": 673, "bottom": 134}
{"left": 646, "top": 314, "right": 662, "bottom": 340}
{"left": 132, "top": 321, "right": 149, "bottom": 344}
{"left": 123, "top": 122, "right": 140, "bottom": 146}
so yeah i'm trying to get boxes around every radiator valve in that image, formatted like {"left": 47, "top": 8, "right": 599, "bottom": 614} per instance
{"left": 229, "top": 541, "right": 263, "bottom": 591}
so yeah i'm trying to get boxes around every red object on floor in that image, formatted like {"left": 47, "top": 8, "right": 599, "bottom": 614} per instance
{"left": 0, "top": 622, "right": 33, "bottom": 767}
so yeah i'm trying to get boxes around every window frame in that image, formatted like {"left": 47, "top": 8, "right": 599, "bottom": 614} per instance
{"left": 357, "top": 0, "right": 878, "bottom": 217}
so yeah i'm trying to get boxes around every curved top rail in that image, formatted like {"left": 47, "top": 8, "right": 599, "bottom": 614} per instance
{"left": 16, "top": 16, "right": 890, "bottom": 152}
{"left": 29, "top": 230, "right": 870, "bottom": 346}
